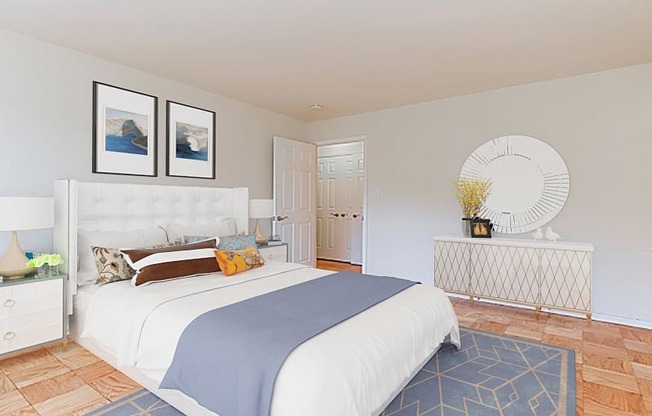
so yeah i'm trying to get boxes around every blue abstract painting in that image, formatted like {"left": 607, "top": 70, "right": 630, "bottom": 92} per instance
{"left": 104, "top": 107, "right": 149, "bottom": 155}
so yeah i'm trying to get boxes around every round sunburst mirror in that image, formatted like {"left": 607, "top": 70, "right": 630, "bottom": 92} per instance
{"left": 460, "top": 135, "right": 570, "bottom": 234}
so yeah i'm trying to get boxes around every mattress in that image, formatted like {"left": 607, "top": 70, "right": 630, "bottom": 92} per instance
{"left": 74, "top": 283, "right": 101, "bottom": 314}
{"left": 77, "top": 262, "right": 459, "bottom": 416}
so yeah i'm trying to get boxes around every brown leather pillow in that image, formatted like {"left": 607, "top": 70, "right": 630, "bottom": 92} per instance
{"left": 122, "top": 238, "right": 220, "bottom": 286}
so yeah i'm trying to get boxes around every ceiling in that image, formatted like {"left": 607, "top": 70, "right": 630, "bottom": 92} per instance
{"left": 1, "top": 0, "right": 651, "bottom": 121}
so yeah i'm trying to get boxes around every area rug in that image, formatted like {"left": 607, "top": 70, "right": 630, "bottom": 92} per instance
{"left": 85, "top": 327, "right": 575, "bottom": 416}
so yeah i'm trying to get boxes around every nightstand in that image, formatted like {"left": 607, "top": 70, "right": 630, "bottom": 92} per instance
{"left": 257, "top": 243, "right": 288, "bottom": 263}
{"left": 0, "top": 274, "right": 65, "bottom": 357}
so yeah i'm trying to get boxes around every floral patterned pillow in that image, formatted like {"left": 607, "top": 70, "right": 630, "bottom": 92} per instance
{"left": 214, "top": 247, "right": 265, "bottom": 276}
{"left": 93, "top": 239, "right": 182, "bottom": 285}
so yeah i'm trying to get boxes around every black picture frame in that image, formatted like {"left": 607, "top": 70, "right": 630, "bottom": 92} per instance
{"left": 92, "top": 81, "right": 158, "bottom": 177}
{"left": 471, "top": 218, "right": 492, "bottom": 238}
{"left": 166, "top": 101, "right": 216, "bottom": 179}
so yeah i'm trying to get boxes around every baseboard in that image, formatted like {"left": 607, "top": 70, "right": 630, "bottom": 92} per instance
{"left": 446, "top": 293, "right": 652, "bottom": 330}
{"left": 592, "top": 313, "right": 652, "bottom": 330}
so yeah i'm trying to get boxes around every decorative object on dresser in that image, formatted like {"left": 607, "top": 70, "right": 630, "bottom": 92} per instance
{"left": 454, "top": 179, "right": 491, "bottom": 237}
{"left": 532, "top": 227, "right": 544, "bottom": 240}
{"left": 257, "top": 242, "right": 288, "bottom": 263}
{"left": 26, "top": 253, "right": 64, "bottom": 277}
{"left": 266, "top": 234, "right": 283, "bottom": 246}
{"left": 470, "top": 218, "right": 492, "bottom": 238}
{"left": 545, "top": 226, "right": 561, "bottom": 242}
{"left": 0, "top": 274, "right": 65, "bottom": 357}
{"left": 0, "top": 197, "right": 54, "bottom": 279}
{"left": 249, "top": 199, "right": 274, "bottom": 245}
{"left": 92, "top": 82, "right": 158, "bottom": 177}
{"left": 434, "top": 235, "right": 593, "bottom": 319}
{"left": 166, "top": 101, "right": 216, "bottom": 179}
{"left": 460, "top": 135, "right": 570, "bottom": 234}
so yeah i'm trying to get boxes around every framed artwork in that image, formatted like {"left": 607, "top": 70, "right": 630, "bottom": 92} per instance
{"left": 471, "top": 218, "right": 492, "bottom": 238}
{"left": 166, "top": 101, "right": 216, "bottom": 179}
{"left": 92, "top": 82, "right": 158, "bottom": 176}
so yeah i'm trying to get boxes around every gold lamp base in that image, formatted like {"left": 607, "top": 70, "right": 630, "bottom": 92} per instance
{"left": 0, "top": 231, "right": 35, "bottom": 279}
{"left": 253, "top": 219, "right": 267, "bottom": 245}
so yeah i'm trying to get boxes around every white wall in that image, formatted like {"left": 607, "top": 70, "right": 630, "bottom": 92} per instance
{"left": 2, "top": 28, "right": 650, "bottom": 326}
{"left": 0, "top": 30, "right": 306, "bottom": 253}
{"left": 308, "top": 63, "right": 652, "bottom": 326}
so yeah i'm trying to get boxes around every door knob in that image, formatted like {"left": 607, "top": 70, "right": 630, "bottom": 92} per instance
{"left": 340, "top": 213, "right": 347, "bottom": 217}
{"left": 352, "top": 214, "right": 359, "bottom": 218}
{"left": 329, "top": 213, "right": 340, "bottom": 217}
{"left": 275, "top": 215, "right": 288, "bottom": 221}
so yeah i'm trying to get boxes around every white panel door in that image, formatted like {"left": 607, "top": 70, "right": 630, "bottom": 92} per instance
{"left": 316, "top": 154, "right": 350, "bottom": 262}
{"left": 316, "top": 156, "right": 339, "bottom": 260}
{"left": 316, "top": 145, "right": 365, "bottom": 263}
{"left": 349, "top": 152, "right": 364, "bottom": 265}
{"left": 273, "top": 136, "right": 316, "bottom": 266}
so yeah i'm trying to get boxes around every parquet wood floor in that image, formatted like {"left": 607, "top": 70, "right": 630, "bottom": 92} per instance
{"left": 316, "top": 258, "right": 362, "bottom": 273}
{"left": 1, "top": 296, "right": 651, "bottom": 415}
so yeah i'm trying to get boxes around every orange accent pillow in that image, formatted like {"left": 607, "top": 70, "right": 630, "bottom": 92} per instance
{"left": 214, "top": 247, "right": 265, "bottom": 276}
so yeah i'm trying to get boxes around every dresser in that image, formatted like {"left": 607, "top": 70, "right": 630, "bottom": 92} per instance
{"left": 0, "top": 275, "right": 65, "bottom": 356}
{"left": 258, "top": 243, "right": 289, "bottom": 263}
{"left": 434, "top": 236, "right": 593, "bottom": 319}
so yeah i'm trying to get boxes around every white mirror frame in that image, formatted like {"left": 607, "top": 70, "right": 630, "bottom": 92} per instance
{"left": 460, "top": 135, "right": 570, "bottom": 234}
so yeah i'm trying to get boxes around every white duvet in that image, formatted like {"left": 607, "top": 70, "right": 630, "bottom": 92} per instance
{"left": 80, "top": 263, "right": 460, "bottom": 416}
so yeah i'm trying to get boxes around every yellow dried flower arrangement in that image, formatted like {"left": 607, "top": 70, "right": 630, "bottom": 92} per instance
{"left": 454, "top": 179, "right": 492, "bottom": 218}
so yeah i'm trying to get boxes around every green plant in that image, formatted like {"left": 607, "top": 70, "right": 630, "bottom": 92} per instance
{"left": 26, "top": 253, "right": 64, "bottom": 268}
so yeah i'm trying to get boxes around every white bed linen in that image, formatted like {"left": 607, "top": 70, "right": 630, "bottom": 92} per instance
{"left": 74, "top": 284, "right": 101, "bottom": 314}
{"left": 80, "top": 263, "right": 459, "bottom": 416}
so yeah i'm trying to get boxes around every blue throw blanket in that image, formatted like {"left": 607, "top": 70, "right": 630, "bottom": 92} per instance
{"left": 159, "top": 271, "right": 418, "bottom": 416}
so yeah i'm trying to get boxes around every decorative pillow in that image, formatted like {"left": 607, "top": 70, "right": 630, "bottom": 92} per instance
{"left": 217, "top": 234, "right": 257, "bottom": 251}
{"left": 122, "top": 239, "right": 220, "bottom": 286}
{"left": 214, "top": 247, "right": 265, "bottom": 276}
{"left": 165, "top": 218, "right": 235, "bottom": 243}
{"left": 77, "top": 227, "right": 169, "bottom": 285}
{"left": 93, "top": 239, "right": 183, "bottom": 285}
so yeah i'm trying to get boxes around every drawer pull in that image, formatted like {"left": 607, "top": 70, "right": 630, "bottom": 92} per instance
{"left": 3, "top": 299, "right": 15, "bottom": 307}
{"left": 3, "top": 331, "right": 15, "bottom": 340}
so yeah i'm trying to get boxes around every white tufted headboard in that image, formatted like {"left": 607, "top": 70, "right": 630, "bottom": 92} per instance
{"left": 53, "top": 180, "right": 249, "bottom": 316}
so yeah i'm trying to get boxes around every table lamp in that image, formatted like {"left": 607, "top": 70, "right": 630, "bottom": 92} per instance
{"left": 249, "top": 199, "right": 274, "bottom": 245}
{"left": 0, "top": 197, "right": 54, "bottom": 279}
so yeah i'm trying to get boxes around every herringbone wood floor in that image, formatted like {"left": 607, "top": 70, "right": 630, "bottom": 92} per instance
{"left": 1, "top": 275, "right": 651, "bottom": 415}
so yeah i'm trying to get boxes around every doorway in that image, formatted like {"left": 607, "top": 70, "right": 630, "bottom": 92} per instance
{"left": 316, "top": 139, "right": 366, "bottom": 272}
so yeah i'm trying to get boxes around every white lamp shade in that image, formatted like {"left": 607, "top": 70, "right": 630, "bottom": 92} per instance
{"left": 249, "top": 199, "right": 274, "bottom": 219}
{"left": 0, "top": 197, "right": 54, "bottom": 231}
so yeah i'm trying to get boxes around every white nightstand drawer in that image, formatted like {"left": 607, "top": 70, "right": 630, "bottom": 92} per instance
{"left": 0, "top": 279, "right": 63, "bottom": 320}
{"left": 259, "top": 244, "right": 288, "bottom": 263}
{"left": 0, "top": 308, "right": 63, "bottom": 354}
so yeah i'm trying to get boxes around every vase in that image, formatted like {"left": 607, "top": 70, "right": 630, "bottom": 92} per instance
{"left": 37, "top": 264, "right": 59, "bottom": 277}
{"left": 462, "top": 218, "right": 473, "bottom": 237}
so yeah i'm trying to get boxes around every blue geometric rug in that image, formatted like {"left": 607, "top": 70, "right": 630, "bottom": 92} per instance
{"left": 85, "top": 327, "right": 575, "bottom": 416}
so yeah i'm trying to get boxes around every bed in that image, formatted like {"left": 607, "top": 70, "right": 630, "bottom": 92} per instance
{"left": 54, "top": 180, "right": 460, "bottom": 416}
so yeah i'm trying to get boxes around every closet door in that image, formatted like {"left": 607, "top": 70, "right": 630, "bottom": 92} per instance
{"left": 316, "top": 143, "right": 364, "bottom": 263}
{"left": 316, "top": 155, "right": 341, "bottom": 261}
{"left": 348, "top": 151, "right": 364, "bottom": 265}
{"left": 316, "top": 154, "right": 349, "bottom": 261}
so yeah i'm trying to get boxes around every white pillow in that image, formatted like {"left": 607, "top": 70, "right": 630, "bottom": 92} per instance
{"left": 77, "top": 271, "right": 99, "bottom": 286}
{"left": 165, "top": 217, "right": 236, "bottom": 242}
{"left": 77, "top": 227, "right": 169, "bottom": 283}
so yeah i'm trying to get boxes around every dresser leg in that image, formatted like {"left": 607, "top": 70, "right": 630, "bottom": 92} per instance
{"left": 535, "top": 306, "right": 541, "bottom": 315}
{"left": 469, "top": 295, "right": 474, "bottom": 305}
{"left": 62, "top": 337, "right": 68, "bottom": 347}
{"left": 586, "top": 313, "right": 592, "bottom": 321}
